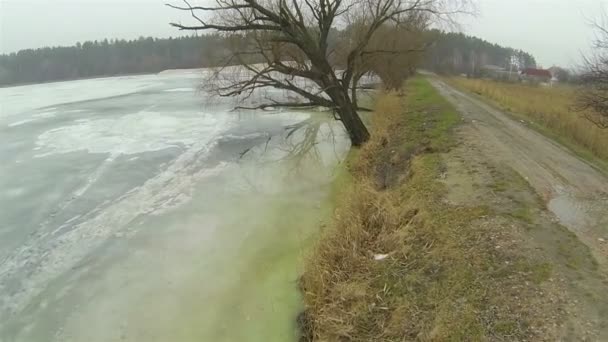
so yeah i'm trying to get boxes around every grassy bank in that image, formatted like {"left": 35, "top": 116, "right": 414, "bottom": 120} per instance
{"left": 446, "top": 77, "right": 608, "bottom": 165}
{"left": 300, "top": 77, "right": 557, "bottom": 341}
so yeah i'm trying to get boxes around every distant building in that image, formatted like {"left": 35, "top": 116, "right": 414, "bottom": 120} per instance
{"left": 481, "top": 65, "right": 515, "bottom": 80}
{"left": 482, "top": 65, "right": 506, "bottom": 73}
{"left": 520, "top": 68, "right": 552, "bottom": 83}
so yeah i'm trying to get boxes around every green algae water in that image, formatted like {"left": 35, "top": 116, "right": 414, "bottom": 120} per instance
{"left": 0, "top": 71, "right": 349, "bottom": 341}
{"left": 50, "top": 148, "right": 344, "bottom": 342}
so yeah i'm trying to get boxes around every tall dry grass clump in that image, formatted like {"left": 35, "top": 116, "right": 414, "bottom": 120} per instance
{"left": 449, "top": 77, "right": 608, "bottom": 161}
{"left": 299, "top": 78, "right": 554, "bottom": 341}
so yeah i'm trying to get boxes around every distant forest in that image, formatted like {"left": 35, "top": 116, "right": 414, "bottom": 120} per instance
{"left": 0, "top": 36, "right": 228, "bottom": 86}
{"left": 0, "top": 31, "right": 537, "bottom": 87}
{"left": 425, "top": 31, "right": 537, "bottom": 75}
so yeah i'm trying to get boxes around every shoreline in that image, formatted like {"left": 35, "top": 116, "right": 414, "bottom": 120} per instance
{"left": 297, "top": 77, "right": 607, "bottom": 340}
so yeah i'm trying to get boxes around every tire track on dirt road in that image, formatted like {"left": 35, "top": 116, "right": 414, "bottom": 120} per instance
{"left": 429, "top": 78, "right": 608, "bottom": 265}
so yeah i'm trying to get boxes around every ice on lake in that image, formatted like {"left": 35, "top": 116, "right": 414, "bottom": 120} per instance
{"left": 0, "top": 69, "right": 349, "bottom": 341}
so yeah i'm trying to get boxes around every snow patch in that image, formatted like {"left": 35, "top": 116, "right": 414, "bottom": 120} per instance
{"left": 3, "top": 187, "right": 27, "bottom": 198}
{"left": 34, "top": 111, "right": 232, "bottom": 157}
{"left": 8, "top": 118, "right": 37, "bottom": 127}
{"left": 220, "top": 132, "right": 270, "bottom": 141}
{"left": 164, "top": 88, "right": 195, "bottom": 93}
{"left": 0, "top": 123, "right": 232, "bottom": 317}
{"left": 33, "top": 111, "right": 58, "bottom": 119}
{"left": 7, "top": 110, "right": 57, "bottom": 127}
{"left": 0, "top": 75, "right": 159, "bottom": 117}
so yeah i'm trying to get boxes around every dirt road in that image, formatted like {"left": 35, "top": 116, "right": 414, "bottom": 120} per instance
{"left": 429, "top": 78, "right": 608, "bottom": 265}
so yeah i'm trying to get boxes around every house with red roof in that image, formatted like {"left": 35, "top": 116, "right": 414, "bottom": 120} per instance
{"left": 520, "top": 68, "right": 552, "bottom": 83}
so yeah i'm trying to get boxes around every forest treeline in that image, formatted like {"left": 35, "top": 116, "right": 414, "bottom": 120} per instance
{"left": 425, "top": 30, "right": 537, "bottom": 75}
{"left": 0, "top": 36, "right": 229, "bottom": 86}
{"left": 0, "top": 31, "right": 536, "bottom": 87}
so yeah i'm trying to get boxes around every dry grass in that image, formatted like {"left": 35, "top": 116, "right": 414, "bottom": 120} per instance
{"left": 299, "top": 78, "right": 555, "bottom": 341}
{"left": 447, "top": 77, "right": 608, "bottom": 162}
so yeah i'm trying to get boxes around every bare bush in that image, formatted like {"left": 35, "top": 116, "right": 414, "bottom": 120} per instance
{"left": 578, "top": 16, "right": 608, "bottom": 128}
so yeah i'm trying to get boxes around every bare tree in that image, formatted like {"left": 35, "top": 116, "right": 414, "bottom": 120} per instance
{"left": 168, "top": 0, "right": 470, "bottom": 146}
{"left": 367, "top": 24, "right": 429, "bottom": 91}
{"left": 333, "top": 17, "right": 429, "bottom": 101}
{"left": 578, "top": 15, "right": 608, "bottom": 128}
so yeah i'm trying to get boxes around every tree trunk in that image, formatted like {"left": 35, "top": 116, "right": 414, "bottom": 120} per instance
{"left": 329, "top": 87, "right": 370, "bottom": 146}
{"left": 340, "top": 103, "right": 370, "bottom": 146}
{"left": 352, "top": 73, "right": 363, "bottom": 110}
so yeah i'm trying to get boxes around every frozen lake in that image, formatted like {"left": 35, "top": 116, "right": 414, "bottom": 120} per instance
{"left": 0, "top": 70, "right": 349, "bottom": 341}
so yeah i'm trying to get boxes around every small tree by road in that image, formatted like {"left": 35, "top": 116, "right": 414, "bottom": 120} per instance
{"left": 169, "top": 0, "right": 470, "bottom": 146}
{"left": 578, "top": 17, "right": 608, "bottom": 128}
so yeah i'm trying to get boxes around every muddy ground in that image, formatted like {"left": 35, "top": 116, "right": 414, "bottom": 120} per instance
{"left": 432, "top": 78, "right": 608, "bottom": 340}
{"left": 430, "top": 78, "right": 608, "bottom": 265}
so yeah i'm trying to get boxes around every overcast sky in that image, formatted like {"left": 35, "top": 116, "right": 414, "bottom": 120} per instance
{"left": 1, "top": 0, "right": 607, "bottom": 67}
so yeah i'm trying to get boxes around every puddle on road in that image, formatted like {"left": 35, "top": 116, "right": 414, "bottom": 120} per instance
{"left": 547, "top": 191, "right": 608, "bottom": 266}
{"left": 547, "top": 194, "right": 591, "bottom": 232}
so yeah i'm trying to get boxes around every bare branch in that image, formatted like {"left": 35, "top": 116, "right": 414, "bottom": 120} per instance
{"left": 235, "top": 101, "right": 320, "bottom": 110}
{"left": 167, "top": 0, "right": 472, "bottom": 145}
{"left": 577, "top": 9, "right": 608, "bottom": 128}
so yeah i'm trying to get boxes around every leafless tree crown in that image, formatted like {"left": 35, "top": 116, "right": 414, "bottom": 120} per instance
{"left": 169, "top": 0, "right": 472, "bottom": 145}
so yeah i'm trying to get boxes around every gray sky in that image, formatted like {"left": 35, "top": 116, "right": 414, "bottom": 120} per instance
{"left": 460, "top": 0, "right": 607, "bottom": 68}
{"left": 0, "top": 0, "right": 606, "bottom": 67}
